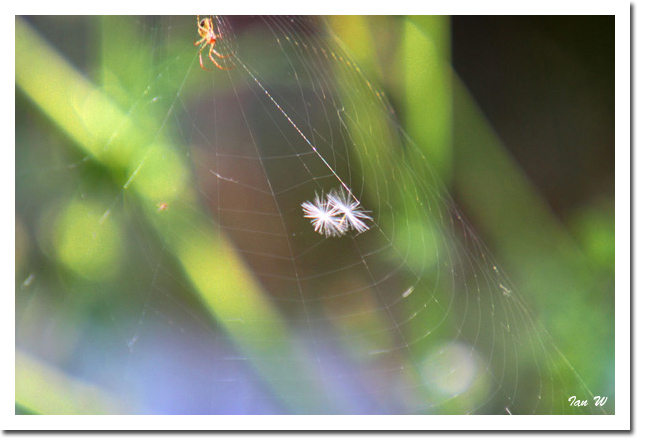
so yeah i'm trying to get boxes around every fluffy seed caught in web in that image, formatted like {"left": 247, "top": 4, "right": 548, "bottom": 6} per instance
{"left": 326, "top": 188, "right": 372, "bottom": 234}
{"left": 301, "top": 192, "right": 347, "bottom": 238}
{"left": 301, "top": 188, "right": 371, "bottom": 237}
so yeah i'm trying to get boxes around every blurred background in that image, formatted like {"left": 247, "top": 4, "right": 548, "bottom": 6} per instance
{"left": 15, "top": 15, "right": 614, "bottom": 415}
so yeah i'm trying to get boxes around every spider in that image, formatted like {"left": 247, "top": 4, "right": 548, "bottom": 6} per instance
{"left": 194, "top": 15, "right": 234, "bottom": 71}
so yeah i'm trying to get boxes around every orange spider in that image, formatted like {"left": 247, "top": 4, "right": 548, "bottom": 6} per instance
{"left": 194, "top": 15, "right": 234, "bottom": 71}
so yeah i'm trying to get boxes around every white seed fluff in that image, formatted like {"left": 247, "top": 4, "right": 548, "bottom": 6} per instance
{"left": 301, "top": 188, "right": 372, "bottom": 237}
{"left": 301, "top": 192, "right": 347, "bottom": 237}
{"left": 326, "top": 188, "right": 372, "bottom": 234}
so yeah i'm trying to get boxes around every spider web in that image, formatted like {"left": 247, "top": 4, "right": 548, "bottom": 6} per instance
{"left": 15, "top": 15, "right": 615, "bottom": 418}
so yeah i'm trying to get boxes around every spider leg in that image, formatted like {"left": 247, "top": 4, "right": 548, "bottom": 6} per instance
{"left": 210, "top": 35, "right": 233, "bottom": 59}
{"left": 208, "top": 46, "right": 234, "bottom": 70}
{"left": 212, "top": 48, "right": 233, "bottom": 59}
{"left": 198, "top": 47, "right": 213, "bottom": 71}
